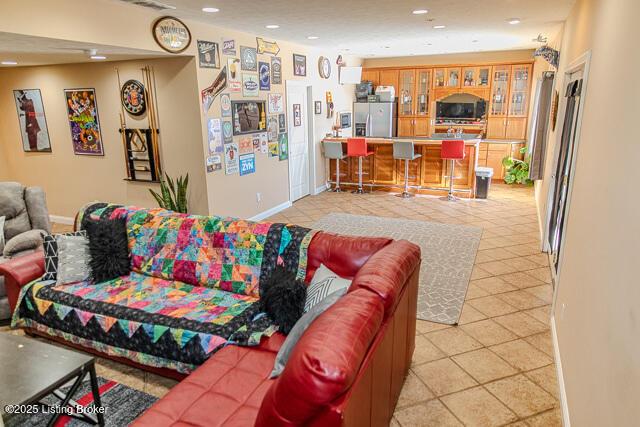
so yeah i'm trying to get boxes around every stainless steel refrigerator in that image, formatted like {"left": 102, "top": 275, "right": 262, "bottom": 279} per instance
{"left": 353, "top": 102, "right": 397, "bottom": 137}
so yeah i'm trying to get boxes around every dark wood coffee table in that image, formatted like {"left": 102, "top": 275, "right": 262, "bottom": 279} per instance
{"left": 0, "top": 333, "right": 105, "bottom": 426}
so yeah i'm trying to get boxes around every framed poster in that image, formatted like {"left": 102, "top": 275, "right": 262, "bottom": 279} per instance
{"left": 239, "top": 153, "right": 256, "bottom": 176}
{"left": 13, "top": 89, "right": 51, "bottom": 152}
{"left": 242, "top": 74, "right": 259, "bottom": 97}
{"left": 278, "top": 113, "right": 286, "bottom": 133}
{"left": 314, "top": 101, "right": 322, "bottom": 115}
{"left": 293, "top": 104, "right": 302, "bottom": 126}
{"left": 252, "top": 134, "right": 261, "bottom": 153}
{"left": 240, "top": 46, "right": 257, "bottom": 71}
{"left": 207, "top": 118, "right": 223, "bottom": 155}
{"left": 222, "top": 120, "right": 233, "bottom": 143}
{"left": 227, "top": 58, "right": 241, "bottom": 92}
{"left": 271, "top": 57, "right": 282, "bottom": 84}
{"left": 197, "top": 40, "right": 220, "bottom": 68}
{"left": 152, "top": 16, "right": 191, "bottom": 53}
{"left": 63, "top": 88, "right": 104, "bottom": 156}
{"left": 220, "top": 93, "right": 232, "bottom": 117}
{"left": 268, "top": 93, "right": 284, "bottom": 114}
{"left": 278, "top": 133, "right": 289, "bottom": 161}
{"left": 224, "top": 142, "right": 239, "bottom": 175}
{"left": 293, "top": 54, "right": 307, "bottom": 76}
{"left": 267, "top": 115, "right": 278, "bottom": 142}
{"left": 259, "top": 62, "right": 270, "bottom": 91}
{"left": 232, "top": 101, "right": 267, "bottom": 135}
{"left": 222, "top": 39, "right": 236, "bottom": 56}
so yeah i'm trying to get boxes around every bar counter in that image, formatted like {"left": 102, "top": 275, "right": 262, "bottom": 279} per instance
{"left": 322, "top": 136, "right": 481, "bottom": 198}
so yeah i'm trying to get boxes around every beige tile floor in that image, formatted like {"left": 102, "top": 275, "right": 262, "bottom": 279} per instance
{"left": 3, "top": 183, "right": 561, "bottom": 426}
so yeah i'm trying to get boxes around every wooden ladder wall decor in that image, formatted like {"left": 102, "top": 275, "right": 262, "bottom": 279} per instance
{"left": 117, "top": 66, "right": 162, "bottom": 183}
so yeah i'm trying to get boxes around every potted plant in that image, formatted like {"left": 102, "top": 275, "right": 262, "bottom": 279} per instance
{"left": 502, "top": 147, "right": 533, "bottom": 185}
{"left": 149, "top": 173, "right": 189, "bottom": 213}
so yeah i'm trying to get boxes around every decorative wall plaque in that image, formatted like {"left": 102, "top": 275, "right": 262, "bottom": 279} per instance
{"left": 152, "top": 16, "right": 191, "bottom": 53}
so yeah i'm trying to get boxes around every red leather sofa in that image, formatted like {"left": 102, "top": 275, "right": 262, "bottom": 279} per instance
{"left": 1, "top": 232, "right": 421, "bottom": 426}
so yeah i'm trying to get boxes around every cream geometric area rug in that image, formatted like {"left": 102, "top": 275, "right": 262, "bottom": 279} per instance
{"left": 312, "top": 213, "right": 482, "bottom": 325}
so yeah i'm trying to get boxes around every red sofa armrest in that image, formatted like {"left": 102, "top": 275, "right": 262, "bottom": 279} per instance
{"left": 0, "top": 251, "right": 45, "bottom": 315}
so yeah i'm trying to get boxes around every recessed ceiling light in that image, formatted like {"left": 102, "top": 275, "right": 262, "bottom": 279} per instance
{"left": 472, "top": 39, "right": 479, "bottom": 43}
{"left": 412, "top": 9, "right": 428, "bottom": 15}
{"left": 90, "top": 55, "right": 107, "bottom": 60}
{"left": 265, "top": 24, "right": 279, "bottom": 29}
{"left": 1, "top": 60, "right": 17, "bottom": 65}
{"left": 433, "top": 25, "right": 446, "bottom": 29}
{"left": 508, "top": 18, "right": 521, "bottom": 25}
{"left": 202, "top": 7, "right": 219, "bottom": 13}
{"left": 307, "top": 36, "right": 319, "bottom": 40}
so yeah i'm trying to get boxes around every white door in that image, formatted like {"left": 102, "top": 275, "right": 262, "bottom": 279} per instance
{"left": 286, "top": 82, "right": 310, "bottom": 201}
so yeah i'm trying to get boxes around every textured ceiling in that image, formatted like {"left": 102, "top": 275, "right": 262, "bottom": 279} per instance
{"left": 121, "top": 0, "right": 574, "bottom": 57}
{"left": 0, "top": 32, "right": 168, "bottom": 67}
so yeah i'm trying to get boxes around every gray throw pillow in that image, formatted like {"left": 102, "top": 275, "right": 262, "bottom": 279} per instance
{"left": 56, "top": 234, "right": 91, "bottom": 285}
{"left": 0, "top": 216, "right": 5, "bottom": 254}
{"left": 270, "top": 290, "right": 346, "bottom": 378}
{"left": 304, "top": 264, "right": 352, "bottom": 312}
{"left": 3, "top": 229, "right": 47, "bottom": 257}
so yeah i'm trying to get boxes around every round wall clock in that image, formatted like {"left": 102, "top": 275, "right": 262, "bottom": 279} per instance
{"left": 318, "top": 56, "right": 331, "bottom": 79}
{"left": 152, "top": 16, "right": 191, "bottom": 53}
{"left": 121, "top": 79, "right": 146, "bottom": 116}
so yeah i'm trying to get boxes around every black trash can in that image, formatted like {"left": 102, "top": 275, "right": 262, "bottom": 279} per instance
{"left": 475, "top": 167, "right": 494, "bottom": 199}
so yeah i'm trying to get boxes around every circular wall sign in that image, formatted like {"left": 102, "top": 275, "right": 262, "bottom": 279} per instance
{"left": 318, "top": 56, "right": 331, "bottom": 79}
{"left": 121, "top": 80, "right": 146, "bottom": 116}
{"left": 152, "top": 16, "right": 191, "bottom": 53}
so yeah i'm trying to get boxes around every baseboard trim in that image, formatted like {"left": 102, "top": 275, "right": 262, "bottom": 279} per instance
{"left": 49, "top": 215, "right": 74, "bottom": 225}
{"left": 551, "top": 315, "right": 571, "bottom": 426}
{"left": 314, "top": 183, "right": 329, "bottom": 195}
{"left": 248, "top": 201, "right": 292, "bottom": 222}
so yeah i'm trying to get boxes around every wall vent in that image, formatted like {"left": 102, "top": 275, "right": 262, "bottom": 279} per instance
{"left": 118, "top": 0, "right": 176, "bottom": 11}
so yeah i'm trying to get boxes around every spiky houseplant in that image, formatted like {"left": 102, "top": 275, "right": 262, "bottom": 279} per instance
{"left": 149, "top": 173, "right": 189, "bottom": 213}
{"left": 502, "top": 147, "right": 533, "bottom": 185}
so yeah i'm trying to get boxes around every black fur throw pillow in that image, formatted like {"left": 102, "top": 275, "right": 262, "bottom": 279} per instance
{"left": 85, "top": 217, "right": 130, "bottom": 283}
{"left": 261, "top": 267, "right": 307, "bottom": 334}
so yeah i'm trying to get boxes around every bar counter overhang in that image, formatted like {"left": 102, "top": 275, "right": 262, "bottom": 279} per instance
{"left": 322, "top": 136, "right": 481, "bottom": 198}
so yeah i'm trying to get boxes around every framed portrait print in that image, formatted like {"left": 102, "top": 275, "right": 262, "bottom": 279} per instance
{"left": 13, "top": 89, "right": 51, "bottom": 152}
{"left": 293, "top": 54, "right": 306, "bottom": 76}
{"left": 314, "top": 101, "right": 322, "bottom": 115}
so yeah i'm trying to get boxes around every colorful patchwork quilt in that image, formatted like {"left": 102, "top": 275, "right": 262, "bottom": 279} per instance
{"left": 12, "top": 204, "right": 317, "bottom": 373}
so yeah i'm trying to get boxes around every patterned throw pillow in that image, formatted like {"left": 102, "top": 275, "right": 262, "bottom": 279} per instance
{"left": 56, "top": 234, "right": 91, "bottom": 285}
{"left": 304, "top": 264, "right": 351, "bottom": 312}
{"left": 43, "top": 230, "right": 87, "bottom": 281}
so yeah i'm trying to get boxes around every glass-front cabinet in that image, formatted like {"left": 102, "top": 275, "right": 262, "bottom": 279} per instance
{"left": 433, "top": 68, "right": 446, "bottom": 88}
{"left": 447, "top": 68, "right": 461, "bottom": 87}
{"left": 490, "top": 65, "right": 510, "bottom": 116}
{"left": 508, "top": 64, "right": 532, "bottom": 117}
{"left": 415, "top": 69, "right": 431, "bottom": 116}
{"left": 398, "top": 69, "right": 415, "bottom": 116}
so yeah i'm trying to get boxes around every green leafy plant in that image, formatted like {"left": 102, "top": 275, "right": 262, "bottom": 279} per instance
{"left": 149, "top": 173, "right": 189, "bottom": 213}
{"left": 502, "top": 147, "right": 533, "bottom": 185}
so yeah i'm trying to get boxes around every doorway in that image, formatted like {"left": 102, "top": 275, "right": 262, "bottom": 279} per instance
{"left": 545, "top": 53, "right": 590, "bottom": 277}
{"left": 285, "top": 81, "right": 312, "bottom": 202}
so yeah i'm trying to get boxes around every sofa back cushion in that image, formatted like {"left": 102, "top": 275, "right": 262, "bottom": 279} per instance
{"left": 255, "top": 289, "right": 384, "bottom": 426}
{"left": 0, "top": 182, "right": 31, "bottom": 240}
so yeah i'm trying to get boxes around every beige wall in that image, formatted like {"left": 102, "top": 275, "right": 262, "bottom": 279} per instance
{"left": 362, "top": 49, "right": 535, "bottom": 68}
{"left": 534, "top": 0, "right": 640, "bottom": 424}
{"left": 0, "top": 57, "right": 208, "bottom": 217}
{"left": 0, "top": 0, "right": 358, "bottom": 219}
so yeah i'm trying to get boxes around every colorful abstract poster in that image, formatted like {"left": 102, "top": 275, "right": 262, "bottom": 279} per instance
{"left": 252, "top": 134, "right": 261, "bottom": 153}
{"left": 227, "top": 58, "right": 241, "bottom": 92}
{"left": 239, "top": 153, "right": 256, "bottom": 176}
{"left": 222, "top": 39, "right": 236, "bottom": 56}
{"left": 259, "top": 132, "right": 268, "bottom": 154}
{"left": 220, "top": 93, "right": 232, "bottom": 117}
{"left": 197, "top": 40, "right": 220, "bottom": 68}
{"left": 63, "top": 88, "right": 104, "bottom": 156}
{"left": 238, "top": 136, "right": 253, "bottom": 154}
{"left": 13, "top": 89, "right": 51, "bottom": 152}
{"left": 222, "top": 120, "right": 233, "bottom": 143}
{"left": 224, "top": 142, "right": 239, "bottom": 175}
{"left": 259, "top": 62, "right": 270, "bottom": 91}
{"left": 278, "top": 113, "right": 286, "bottom": 133}
{"left": 242, "top": 74, "right": 259, "bottom": 97}
{"left": 278, "top": 132, "right": 289, "bottom": 161}
{"left": 268, "top": 93, "right": 284, "bottom": 114}
{"left": 271, "top": 57, "right": 282, "bottom": 84}
{"left": 206, "top": 154, "right": 222, "bottom": 172}
{"left": 267, "top": 115, "right": 278, "bottom": 142}
{"left": 207, "top": 118, "right": 223, "bottom": 154}
{"left": 268, "top": 142, "right": 279, "bottom": 157}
